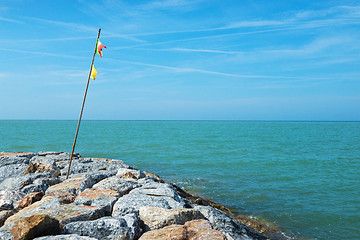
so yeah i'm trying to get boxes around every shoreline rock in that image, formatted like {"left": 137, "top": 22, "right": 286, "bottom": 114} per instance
{"left": 0, "top": 152, "right": 291, "bottom": 240}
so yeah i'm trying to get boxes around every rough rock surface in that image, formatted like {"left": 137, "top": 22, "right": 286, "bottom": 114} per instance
{"left": 10, "top": 214, "right": 60, "bottom": 240}
{"left": 92, "top": 176, "right": 138, "bottom": 196}
{"left": 194, "top": 205, "right": 267, "bottom": 240}
{"left": 139, "top": 224, "right": 187, "bottom": 240}
{"left": 139, "top": 219, "right": 226, "bottom": 240}
{"left": 74, "top": 188, "right": 119, "bottom": 215}
{"left": 63, "top": 215, "right": 141, "bottom": 240}
{"left": 0, "top": 191, "right": 25, "bottom": 210}
{"left": 139, "top": 206, "right": 204, "bottom": 231}
{"left": 33, "top": 234, "right": 97, "bottom": 240}
{"left": 0, "top": 210, "right": 16, "bottom": 227}
{"left": 185, "top": 219, "right": 226, "bottom": 240}
{"left": 17, "top": 192, "right": 44, "bottom": 209}
{"left": 0, "top": 152, "right": 271, "bottom": 240}
{"left": 24, "top": 155, "right": 61, "bottom": 177}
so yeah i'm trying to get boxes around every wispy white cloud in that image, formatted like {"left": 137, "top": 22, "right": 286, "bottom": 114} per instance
{"left": 116, "top": 4, "right": 359, "bottom": 39}
{"left": 141, "top": 0, "right": 204, "bottom": 10}
{"left": 136, "top": 47, "right": 244, "bottom": 54}
{"left": 0, "top": 16, "right": 23, "bottom": 23}
{"left": 227, "top": 4, "right": 360, "bottom": 30}
{"left": 0, "top": 48, "right": 86, "bottom": 59}
{"left": 106, "top": 58, "right": 314, "bottom": 80}
{"left": 23, "top": 17, "right": 145, "bottom": 43}
{"left": 263, "top": 36, "right": 353, "bottom": 56}
{"left": 26, "top": 17, "right": 98, "bottom": 33}
{"left": 45, "top": 70, "right": 90, "bottom": 85}
{"left": 111, "top": 27, "right": 301, "bottom": 50}
{"left": 0, "top": 73, "right": 9, "bottom": 78}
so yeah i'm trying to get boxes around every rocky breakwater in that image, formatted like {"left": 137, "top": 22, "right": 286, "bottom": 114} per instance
{"left": 0, "top": 151, "right": 269, "bottom": 240}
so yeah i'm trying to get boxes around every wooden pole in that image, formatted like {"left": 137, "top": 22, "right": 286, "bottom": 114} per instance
{"left": 66, "top": 28, "right": 101, "bottom": 179}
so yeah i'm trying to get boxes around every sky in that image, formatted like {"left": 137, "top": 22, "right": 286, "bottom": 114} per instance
{"left": 0, "top": 0, "right": 359, "bottom": 121}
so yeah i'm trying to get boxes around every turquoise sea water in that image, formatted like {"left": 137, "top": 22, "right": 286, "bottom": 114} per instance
{"left": 0, "top": 120, "right": 359, "bottom": 239}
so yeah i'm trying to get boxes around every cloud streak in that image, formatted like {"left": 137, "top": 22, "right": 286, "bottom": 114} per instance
{"left": 0, "top": 16, "right": 23, "bottom": 24}
{"left": 0, "top": 48, "right": 86, "bottom": 59}
{"left": 136, "top": 47, "right": 244, "bottom": 54}
{"left": 105, "top": 58, "right": 324, "bottom": 81}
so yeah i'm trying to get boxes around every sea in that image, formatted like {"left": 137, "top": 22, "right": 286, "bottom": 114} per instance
{"left": 0, "top": 120, "right": 359, "bottom": 239}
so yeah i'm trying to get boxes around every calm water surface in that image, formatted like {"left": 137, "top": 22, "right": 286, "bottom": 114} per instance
{"left": 0, "top": 120, "right": 359, "bottom": 239}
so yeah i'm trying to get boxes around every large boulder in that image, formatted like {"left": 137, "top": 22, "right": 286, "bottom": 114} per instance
{"left": 17, "top": 192, "right": 44, "bottom": 209}
{"left": 0, "top": 165, "right": 29, "bottom": 187}
{"left": 139, "top": 219, "right": 226, "bottom": 240}
{"left": 34, "top": 234, "right": 97, "bottom": 240}
{"left": 0, "top": 172, "right": 60, "bottom": 195}
{"left": 2, "top": 196, "right": 61, "bottom": 230}
{"left": 43, "top": 190, "right": 76, "bottom": 204}
{"left": 57, "top": 158, "right": 129, "bottom": 176}
{"left": 185, "top": 219, "right": 226, "bottom": 240}
{"left": 0, "top": 153, "right": 35, "bottom": 167}
{"left": 10, "top": 214, "right": 60, "bottom": 240}
{"left": 5, "top": 204, "right": 105, "bottom": 230}
{"left": 45, "top": 175, "right": 95, "bottom": 196}
{"left": 131, "top": 182, "right": 182, "bottom": 201}
{"left": 193, "top": 205, "right": 267, "bottom": 240}
{"left": 0, "top": 191, "right": 25, "bottom": 210}
{"left": 112, "top": 192, "right": 186, "bottom": 218}
{"left": 139, "top": 224, "right": 187, "bottom": 240}
{"left": 139, "top": 206, "right": 204, "bottom": 231}
{"left": 112, "top": 181, "right": 187, "bottom": 218}
{"left": 63, "top": 215, "right": 141, "bottom": 240}
{"left": 116, "top": 168, "right": 145, "bottom": 179}
{"left": 24, "top": 156, "right": 61, "bottom": 177}
{"left": 92, "top": 176, "right": 138, "bottom": 196}
{"left": 74, "top": 189, "right": 120, "bottom": 215}
{"left": 0, "top": 209, "right": 17, "bottom": 227}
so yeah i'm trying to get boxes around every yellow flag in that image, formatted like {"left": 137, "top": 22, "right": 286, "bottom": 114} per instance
{"left": 90, "top": 65, "right": 98, "bottom": 80}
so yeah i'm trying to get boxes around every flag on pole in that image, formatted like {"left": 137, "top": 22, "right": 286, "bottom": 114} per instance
{"left": 96, "top": 38, "right": 107, "bottom": 57}
{"left": 90, "top": 65, "right": 98, "bottom": 80}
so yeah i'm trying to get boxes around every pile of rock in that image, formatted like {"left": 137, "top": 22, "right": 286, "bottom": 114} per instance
{"left": 0, "top": 152, "right": 267, "bottom": 240}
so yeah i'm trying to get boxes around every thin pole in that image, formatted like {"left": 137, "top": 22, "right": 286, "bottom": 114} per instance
{"left": 66, "top": 28, "right": 101, "bottom": 179}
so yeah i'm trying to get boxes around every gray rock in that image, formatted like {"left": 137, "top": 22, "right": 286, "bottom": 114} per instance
{"left": 33, "top": 234, "right": 97, "bottom": 240}
{"left": 0, "top": 190, "right": 26, "bottom": 210}
{"left": 63, "top": 215, "right": 141, "bottom": 240}
{"left": 74, "top": 188, "right": 120, "bottom": 215}
{"left": 131, "top": 182, "right": 181, "bottom": 201}
{"left": 92, "top": 176, "right": 138, "bottom": 196}
{"left": 24, "top": 156, "right": 62, "bottom": 176}
{"left": 46, "top": 174, "right": 97, "bottom": 196}
{"left": 193, "top": 205, "right": 266, "bottom": 240}
{"left": 0, "top": 228, "right": 13, "bottom": 240}
{"left": 139, "top": 206, "right": 205, "bottom": 231}
{"left": 0, "top": 172, "right": 61, "bottom": 197}
{"left": 3, "top": 203, "right": 104, "bottom": 231}
{"left": 0, "top": 209, "right": 17, "bottom": 227}
{"left": 57, "top": 158, "right": 129, "bottom": 176}
{"left": 1, "top": 196, "right": 61, "bottom": 231}
{"left": 21, "top": 176, "right": 62, "bottom": 195}
{"left": 122, "top": 213, "right": 141, "bottom": 239}
{"left": 21, "top": 176, "right": 61, "bottom": 195}
{"left": 37, "top": 151, "right": 64, "bottom": 156}
{"left": 0, "top": 154, "right": 34, "bottom": 167}
{"left": 0, "top": 164, "right": 29, "bottom": 184}
{"left": 116, "top": 168, "right": 145, "bottom": 179}
{"left": 82, "top": 171, "right": 116, "bottom": 185}
{"left": 112, "top": 192, "right": 186, "bottom": 218}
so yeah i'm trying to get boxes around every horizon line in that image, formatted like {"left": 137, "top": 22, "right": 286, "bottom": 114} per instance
{"left": 0, "top": 119, "right": 359, "bottom": 122}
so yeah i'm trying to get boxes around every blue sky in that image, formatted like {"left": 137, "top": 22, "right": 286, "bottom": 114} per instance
{"left": 1, "top": 0, "right": 359, "bottom": 120}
